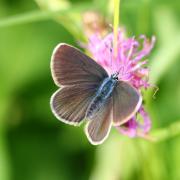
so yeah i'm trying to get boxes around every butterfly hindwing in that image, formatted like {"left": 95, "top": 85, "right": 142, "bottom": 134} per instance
{"left": 51, "top": 84, "right": 97, "bottom": 125}
{"left": 85, "top": 98, "right": 113, "bottom": 145}
{"left": 51, "top": 43, "right": 108, "bottom": 86}
{"left": 112, "top": 81, "right": 142, "bottom": 126}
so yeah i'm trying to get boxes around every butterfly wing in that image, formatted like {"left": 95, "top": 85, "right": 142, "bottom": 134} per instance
{"left": 51, "top": 43, "right": 108, "bottom": 86}
{"left": 50, "top": 43, "right": 108, "bottom": 125}
{"left": 85, "top": 98, "right": 113, "bottom": 145}
{"left": 112, "top": 81, "right": 142, "bottom": 126}
{"left": 51, "top": 84, "right": 97, "bottom": 126}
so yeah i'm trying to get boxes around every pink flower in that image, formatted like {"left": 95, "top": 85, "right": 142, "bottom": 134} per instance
{"left": 87, "top": 29, "right": 155, "bottom": 138}
{"left": 116, "top": 107, "right": 151, "bottom": 137}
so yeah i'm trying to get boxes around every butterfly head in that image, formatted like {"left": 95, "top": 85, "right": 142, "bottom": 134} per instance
{"left": 111, "top": 72, "right": 119, "bottom": 81}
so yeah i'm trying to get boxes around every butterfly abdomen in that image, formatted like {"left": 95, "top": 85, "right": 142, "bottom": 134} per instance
{"left": 86, "top": 76, "right": 118, "bottom": 119}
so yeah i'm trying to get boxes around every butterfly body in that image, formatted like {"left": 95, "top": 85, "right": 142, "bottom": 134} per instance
{"left": 86, "top": 74, "right": 118, "bottom": 119}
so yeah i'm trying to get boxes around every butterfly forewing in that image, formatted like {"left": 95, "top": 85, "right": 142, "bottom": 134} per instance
{"left": 51, "top": 43, "right": 108, "bottom": 86}
{"left": 85, "top": 98, "right": 113, "bottom": 145}
{"left": 112, "top": 81, "right": 142, "bottom": 126}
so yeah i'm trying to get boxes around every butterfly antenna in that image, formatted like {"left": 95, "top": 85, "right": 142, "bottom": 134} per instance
{"left": 105, "top": 43, "right": 113, "bottom": 73}
{"left": 110, "top": 45, "right": 113, "bottom": 71}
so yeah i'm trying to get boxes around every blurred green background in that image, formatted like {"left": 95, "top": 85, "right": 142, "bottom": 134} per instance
{"left": 0, "top": 0, "right": 180, "bottom": 180}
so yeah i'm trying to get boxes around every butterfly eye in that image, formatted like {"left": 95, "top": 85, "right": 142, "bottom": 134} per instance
{"left": 113, "top": 76, "right": 118, "bottom": 81}
{"left": 111, "top": 72, "right": 119, "bottom": 80}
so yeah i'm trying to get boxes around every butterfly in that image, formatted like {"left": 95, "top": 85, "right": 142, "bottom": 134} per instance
{"left": 50, "top": 43, "right": 142, "bottom": 145}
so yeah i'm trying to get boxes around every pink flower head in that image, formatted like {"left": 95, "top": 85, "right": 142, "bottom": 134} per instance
{"left": 116, "top": 107, "right": 151, "bottom": 137}
{"left": 87, "top": 29, "right": 155, "bottom": 138}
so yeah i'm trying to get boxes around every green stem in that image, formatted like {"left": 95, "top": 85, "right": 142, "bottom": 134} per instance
{"left": 0, "top": 10, "right": 53, "bottom": 28}
{"left": 113, "top": 0, "right": 120, "bottom": 57}
{"left": 0, "top": 3, "right": 91, "bottom": 28}
{"left": 151, "top": 120, "right": 180, "bottom": 142}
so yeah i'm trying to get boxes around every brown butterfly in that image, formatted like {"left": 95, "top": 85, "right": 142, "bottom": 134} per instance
{"left": 50, "top": 43, "right": 142, "bottom": 145}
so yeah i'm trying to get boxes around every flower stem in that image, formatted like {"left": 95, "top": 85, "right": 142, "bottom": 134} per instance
{"left": 151, "top": 120, "right": 180, "bottom": 142}
{"left": 113, "top": 0, "right": 120, "bottom": 58}
{"left": 0, "top": 3, "right": 91, "bottom": 28}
